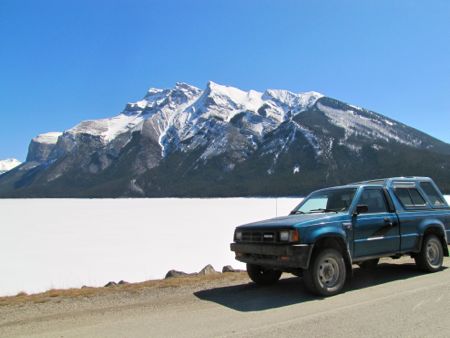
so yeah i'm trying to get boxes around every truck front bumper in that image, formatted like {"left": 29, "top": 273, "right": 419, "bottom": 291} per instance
{"left": 230, "top": 242, "right": 314, "bottom": 269}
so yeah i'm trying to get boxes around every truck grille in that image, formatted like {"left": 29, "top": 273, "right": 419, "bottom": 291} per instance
{"left": 241, "top": 230, "right": 277, "bottom": 243}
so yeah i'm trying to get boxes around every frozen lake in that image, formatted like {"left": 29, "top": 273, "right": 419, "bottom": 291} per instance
{"left": 1, "top": 196, "right": 449, "bottom": 297}
{"left": 0, "top": 198, "right": 300, "bottom": 296}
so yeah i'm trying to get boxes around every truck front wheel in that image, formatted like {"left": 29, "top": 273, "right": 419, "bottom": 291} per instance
{"left": 303, "top": 248, "right": 347, "bottom": 296}
{"left": 415, "top": 234, "right": 444, "bottom": 272}
{"left": 246, "top": 264, "right": 282, "bottom": 285}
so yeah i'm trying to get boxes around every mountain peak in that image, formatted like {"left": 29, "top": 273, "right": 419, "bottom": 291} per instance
{"left": 205, "top": 81, "right": 251, "bottom": 95}
{"left": 129, "top": 83, "right": 201, "bottom": 112}
{"left": 204, "top": 81, "right": 264, "bottom": 114}
{"left": 302, "top": 90, "right": 324, "bottom": 97}
{"left": 170, "top": 82, "right": 202, "bottom": 104}
{"left": 146, "top": 87, "right": 164, "bottom": 95}
{"left": 27, "top": 132, "right": 63, "bottom": 163}
{"left": 262, "top": 89, "right": 323, "bottom": 110}
{"left": 205, "top": 81, "right": 246, "bottom": 96}
{"left": 143, "top": 87, "right": 170, "bottom": 103}
{"left": 174, "top": 82, "right": 200, "bottom": 92}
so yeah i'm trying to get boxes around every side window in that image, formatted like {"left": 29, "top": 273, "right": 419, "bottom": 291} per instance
{"left": 409, "top": 189, "right": 426, "bottom": 206}
{"left": 358, "top": 189, "right": 388, "bottom": 213}
{"left": 395, "top": 188, "right": 413, "bottom": 206}
{"left": 420, "top": 182, "right": 447, "bottom": 207}
{"left": 394, "top": 187, "right": 427, "bottom": 208}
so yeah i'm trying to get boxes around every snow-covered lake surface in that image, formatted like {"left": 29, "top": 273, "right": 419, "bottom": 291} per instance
{"left": 0, "top": 198, "right": 300, "bottom": 296}
{"left": 1, "top": 196, "right": 449, "bottom": 297}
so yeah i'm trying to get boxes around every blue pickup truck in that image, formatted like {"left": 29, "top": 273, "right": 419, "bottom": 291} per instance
{"left": 230, "top": 177, "right": 450, "bottom": 296}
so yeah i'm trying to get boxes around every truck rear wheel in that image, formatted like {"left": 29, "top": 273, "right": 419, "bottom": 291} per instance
{"left": 246, "top": 264, "right": 282, "bottom": 285}
{"left": 415, "top": 234, "right": 444, "bottom": 272}
{"left": 303, "top": 248, "right": 347, "bottom": 296}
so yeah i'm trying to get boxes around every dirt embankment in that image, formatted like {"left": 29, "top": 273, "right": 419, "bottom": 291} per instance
{"left": 1, "top": 257, "right": 450, "bottom": 338}
{"left": 0, "top": 269, "right": 247, "bottom": 307}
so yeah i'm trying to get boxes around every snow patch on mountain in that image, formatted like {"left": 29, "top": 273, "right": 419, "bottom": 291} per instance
{"left": 317, "top": 102, "right": 419, "bottom": 147}
{"left": 67, "top": 114, "right": 145, "bottom": 143}
{"left": 0, "top": 158, "right": 21, "bottom": 174}
{"left": 186, "top": 82, "right": 264, "bottom": 123}
{"left": 291, "top": 120, "right": 322, "bottom": 155}
{"left": 206, "top": 81, "right": 264, "bottom": 116}
{"left": 264, "top": 123, "right": 302, "bottom": 174}
{"left": 263, "top": 90, "right": 323, "bottom": 113}
{"left": 143, "top": 83, "right": 203, "bottom": 156}
{"left": 32, "top": 132, "right": 62, "bottom": 144}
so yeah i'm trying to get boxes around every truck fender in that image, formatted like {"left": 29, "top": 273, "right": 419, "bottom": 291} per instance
{"left": 417, "top": 221, "right": 449, "bottom": 257}
{"left": 310, "top": 233, "right": 353, "bottom": 280}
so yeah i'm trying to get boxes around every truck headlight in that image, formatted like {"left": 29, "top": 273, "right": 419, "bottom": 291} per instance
{"left": 279, "top": 231, "right": 290, "bottom": 241}
{"left": 279, "top": 230, "right": 300, "bottom": 242}
{"left": 235, "top": 231, "right": 242, "bottom": 241}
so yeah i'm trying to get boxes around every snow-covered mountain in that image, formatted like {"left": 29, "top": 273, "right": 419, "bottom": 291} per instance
{"left": 48, "top": 81, "right": 324, "bottom": 163}
{"left": 0, "top": 158, "right": 21, "bottom": 175}
{"left": 1, "top": 81, "right": 450, "bottom": 197}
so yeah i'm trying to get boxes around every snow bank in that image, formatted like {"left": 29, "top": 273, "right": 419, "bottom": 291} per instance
{"left": 0, "top": 198, "right": 300, "bottom": 296}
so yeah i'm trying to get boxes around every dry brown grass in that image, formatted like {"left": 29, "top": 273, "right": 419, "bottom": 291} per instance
{"left": 0, "top": 272, "right": 247, "bottom": 307}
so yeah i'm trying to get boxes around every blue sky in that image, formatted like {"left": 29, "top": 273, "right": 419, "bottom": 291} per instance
{"left": 0, "top": 0, "right": 449, "bottom": 161}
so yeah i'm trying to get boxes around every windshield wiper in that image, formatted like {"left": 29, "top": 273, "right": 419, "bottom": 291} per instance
{"left": 290, "top": 210, "right": 305, "bottom": 215}
{"left": 308, "top": 208, "right": 339, "bottom": 213}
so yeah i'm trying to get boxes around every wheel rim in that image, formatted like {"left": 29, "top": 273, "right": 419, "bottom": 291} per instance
{"left": 426, "top": 239, "right": 441, "bottom": 268}
{"left": 317, "top": 256, "right": 340, "bottom": 289}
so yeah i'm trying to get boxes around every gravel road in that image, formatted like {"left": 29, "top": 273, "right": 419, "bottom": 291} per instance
{"left": 1, "top": 257, "right": 449, "bottom": 338}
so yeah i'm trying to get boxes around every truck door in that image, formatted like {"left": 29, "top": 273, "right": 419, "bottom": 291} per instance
{"left": 353, "top": 187, "right": 400, "bottom": 258}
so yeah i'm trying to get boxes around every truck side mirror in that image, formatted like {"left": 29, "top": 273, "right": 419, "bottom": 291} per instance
{"left": 354, "top": 204, "right": 369, "bottom": 215}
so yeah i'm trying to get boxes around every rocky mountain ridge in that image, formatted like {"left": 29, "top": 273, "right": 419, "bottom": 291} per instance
{"left": 1, "top": 81, "right": 450, "bottom": 197}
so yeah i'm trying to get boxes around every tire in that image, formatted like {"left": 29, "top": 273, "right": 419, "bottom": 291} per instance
{"left": 303, "top": 248, "right": 347, "bottom": 296}
{"left": 246, "top": 264, "right": 282, "bottom": 285}
{"left": 415, "top": 234, "right": 444, "bottom": 272}
{"left": 358, "top": 258, "right": 379, "bottom": 270}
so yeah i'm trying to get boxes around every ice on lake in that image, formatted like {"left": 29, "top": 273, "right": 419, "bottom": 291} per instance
{"left": 0, "top": 198, "right": 299, "bottom": 296}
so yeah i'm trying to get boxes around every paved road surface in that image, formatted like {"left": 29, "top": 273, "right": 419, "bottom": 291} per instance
{"left": 1, "top": 257, "right": 449, "bottom": 337}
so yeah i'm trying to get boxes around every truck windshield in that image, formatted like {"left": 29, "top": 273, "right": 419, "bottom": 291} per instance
{"left": 291, "top": 188, "right": 357, "bottom": 214}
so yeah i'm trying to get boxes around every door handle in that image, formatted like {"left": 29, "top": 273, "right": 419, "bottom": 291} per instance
{"left": 384, "top": 218, "right": 394, "bottom": 226}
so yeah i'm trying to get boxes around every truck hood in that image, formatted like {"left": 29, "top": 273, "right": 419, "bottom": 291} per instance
{"left": 237, "top": 213, "right": 341, "bottom": 229}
